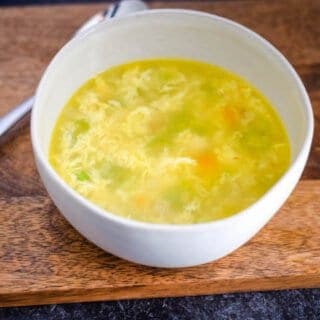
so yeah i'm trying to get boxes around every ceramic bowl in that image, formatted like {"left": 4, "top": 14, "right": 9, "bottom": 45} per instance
{"left": 31, "top": 10, "right": 313, "bottom": 267}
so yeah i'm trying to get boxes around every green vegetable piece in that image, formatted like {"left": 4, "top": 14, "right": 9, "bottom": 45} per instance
{"left": 73, "top": 119, "right": 90, "bottom": 138}
{"left": 163, "top": 181, "right": 194, "bottom": 211}
{"left": 76, "top": 170, "right": 90, "bottom": 181}
{"left": 101, "top": 163, "right": 131, "bottom": 187}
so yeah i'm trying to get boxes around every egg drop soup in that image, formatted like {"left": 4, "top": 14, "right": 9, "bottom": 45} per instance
{"left": 49, "top": 59, "right": 290, "bottom": 224}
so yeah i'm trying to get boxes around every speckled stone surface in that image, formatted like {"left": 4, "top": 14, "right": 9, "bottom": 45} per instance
{"left": 1, "top": 289, "right": 320, "bottom": 319}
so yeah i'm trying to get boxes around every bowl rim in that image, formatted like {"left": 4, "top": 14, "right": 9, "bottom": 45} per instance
{"left": 31, "top": 8, "right": 314, "bottom": 231}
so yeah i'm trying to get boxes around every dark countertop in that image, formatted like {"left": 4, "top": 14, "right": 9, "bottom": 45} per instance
{"left": 1, "top": 289, "right": 320, "bottom": 319}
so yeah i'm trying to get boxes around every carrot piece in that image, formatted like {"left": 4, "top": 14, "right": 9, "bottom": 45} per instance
{"left": 223, "top": 106, "right": 238, "bottom": 126}
{"left": 195, "top": 152, "right": 218, "bottom": 175}
{"left": 134, "top": 194, "right": 148, "bottom": 208}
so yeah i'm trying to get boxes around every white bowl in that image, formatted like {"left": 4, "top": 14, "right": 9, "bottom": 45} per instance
{"left": 31, "top": 9, "right": 313, "bottom": 268}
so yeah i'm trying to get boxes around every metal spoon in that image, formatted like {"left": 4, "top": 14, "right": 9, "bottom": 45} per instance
{"left": 0, "top": 0, "right": 147, "bottom": 138}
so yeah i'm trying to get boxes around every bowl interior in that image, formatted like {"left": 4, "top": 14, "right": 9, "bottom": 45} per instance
{"left": 33, "top": 10, "right": 310, "bottom": 164}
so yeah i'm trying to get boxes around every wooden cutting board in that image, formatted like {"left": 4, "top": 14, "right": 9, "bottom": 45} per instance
{"left": 0, "top": 0, "right": 319, "bottom": 307}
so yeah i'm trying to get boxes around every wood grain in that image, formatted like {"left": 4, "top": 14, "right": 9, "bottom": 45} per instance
{"left": 0, "top": 0, "right": 319, "bottom": 307}
{"left": 0, "top": 181, "right": 319, "bottom": 307}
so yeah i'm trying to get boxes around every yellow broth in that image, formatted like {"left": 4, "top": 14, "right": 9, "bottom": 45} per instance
{"left": 49, "top": 59, "right": 290, "bottom": 224}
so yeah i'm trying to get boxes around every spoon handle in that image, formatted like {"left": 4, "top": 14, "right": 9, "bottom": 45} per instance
{"left": 0, "top": 96, "right": 34, "bottom": 137}
{"left": 0, "top": 0, "right": 147, "bottom": 138}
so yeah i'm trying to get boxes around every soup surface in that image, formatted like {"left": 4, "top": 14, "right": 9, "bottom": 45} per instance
{"left": 49, "top": 59, "right": 290, "bottom": 224}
